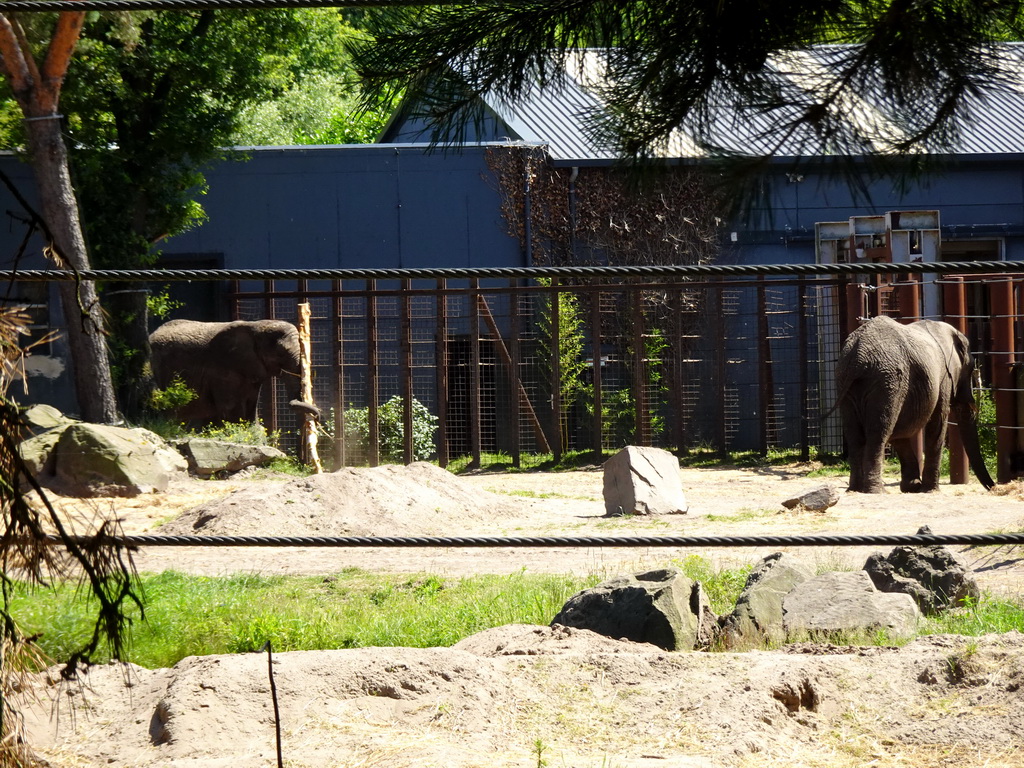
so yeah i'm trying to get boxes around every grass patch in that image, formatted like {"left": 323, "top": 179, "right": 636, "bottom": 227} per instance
{"left": 923, "top": 595, "right": 1024, "bottom": 635}
{"left": 447, "top": 450, "right": 607, "bottom": 474}
{"left": 668, "top": 554, "right": 753, "bottom": 615}
{"left": 490, "top": 488, "right": 577, "bottom": 500}
{"left": 705, "top": 508, "right": 780, "bottom": 524}
{"left": 13, "top": 559, "right": 1023, "bottom": 672}
{"left": 9, "top": 568, "right": 601, "bottom": 670}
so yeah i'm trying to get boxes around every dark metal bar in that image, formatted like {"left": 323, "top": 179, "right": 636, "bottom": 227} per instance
{"left": 713, "top": 288, "right": 727, "bottom": 457}
{"left": 367, "top": 279, "right": 380, "bottom": 467}
{"left": 757, "top": 278, "right": 772, "bottom": 455}
{"left": 797, "top": 279, "right": 810, "bottom": 462}
{"left": 469, "top": 278, "right": 482, "bottom": 469}
{"left": 509, "top": 279, "right": 522, "bottom": 468}
{"left": 265, "top": 280, "right": 279, "bottom": 434}
{"left": 435, "top": 279, "right": 449, "bottom": 468}
{"left": 632, "top": 287, "right": 649, "bottom": 446}
{"left": 942, "top": 276, "right": 969, "bottom": 483}
{"left": 551, "top": 278, "right": 562, "bottom": 460}
{"left": 991, "top": 278, "right": 1016, "bottom": 483}
{"left": 333, "top": 279, "right": 346, "bottom": 468}
{"left": 401, "top": 279, "right": 414, "bottom": 464}
{"left": 668, "top": 289, "right": 685, "bottom": 456}
{"left": 591, "top": 287, "right": 604, "bottom": 462}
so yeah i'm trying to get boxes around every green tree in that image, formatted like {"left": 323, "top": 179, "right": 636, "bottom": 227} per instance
{"left": 231, "top": 11, "right": 391, "bottom": 146}
{"left": 351, "top": 1, "right": 1024, "bottom": 179}
{"left": 0, "top": 7, "right": 118, "bottom": 424}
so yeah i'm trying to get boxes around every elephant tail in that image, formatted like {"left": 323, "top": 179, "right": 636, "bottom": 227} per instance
{"left": 821, "top": 378, "right": 854, "bottom": 422}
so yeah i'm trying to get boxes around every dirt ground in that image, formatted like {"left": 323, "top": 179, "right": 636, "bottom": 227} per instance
{"left": 19, "top": 462, "right": 1024, "bottom": 767}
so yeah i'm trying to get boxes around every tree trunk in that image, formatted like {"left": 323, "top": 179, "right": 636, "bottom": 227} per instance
{"left": 25, "top": 117, "right": 118, "bottom": 424}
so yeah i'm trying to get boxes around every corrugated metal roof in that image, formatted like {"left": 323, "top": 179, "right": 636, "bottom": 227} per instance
{"left": 469, "top": 45, "right": 1024, "bottom": 163}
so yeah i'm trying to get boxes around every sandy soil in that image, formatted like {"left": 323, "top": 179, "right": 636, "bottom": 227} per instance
{"left": 19, "top": 462, "right": 1024, "bottom": 768}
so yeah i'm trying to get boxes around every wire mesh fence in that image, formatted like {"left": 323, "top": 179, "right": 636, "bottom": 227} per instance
{"left": 225, "top": 272, "right": 917, "bottom": 470}
{"left": 6, "top": 260, "right": 1023, "bottom": 475}
{"left": 218, "top": 266, "right": 1024, "bottom": 477}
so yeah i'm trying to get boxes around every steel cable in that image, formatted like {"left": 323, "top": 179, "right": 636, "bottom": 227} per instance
{"left": 48, "top": 532, "right": 1024, "bottom": 548}
{"left": 3, "top": 259, "right": 1024, "bottom": 284}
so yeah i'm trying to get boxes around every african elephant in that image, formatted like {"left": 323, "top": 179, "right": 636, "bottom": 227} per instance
{"left": 836, "top": 315, "right": 995, "bottom": 493}
{"left": 149, "top": 319, "right": 320, "bottom": 428}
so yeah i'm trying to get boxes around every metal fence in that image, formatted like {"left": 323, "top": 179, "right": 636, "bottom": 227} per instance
{"left": 221, "top": 261, "right": 1024, "bottom": 479}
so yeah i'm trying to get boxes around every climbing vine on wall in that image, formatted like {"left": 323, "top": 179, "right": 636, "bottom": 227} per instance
{"left": 484, "top": 146, "right": 723, "bottom": 267}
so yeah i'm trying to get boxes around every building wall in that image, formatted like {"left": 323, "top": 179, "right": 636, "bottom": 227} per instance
{"left": 162, "top": 144, "right": 521, "bottom": 270}
{"left": 3, "top": 144, "right": 1024, "bottom": 452}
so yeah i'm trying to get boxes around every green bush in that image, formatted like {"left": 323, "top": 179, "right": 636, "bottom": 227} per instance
{"left": 148, "top": 374, "right": 196, "bottom": 412}
{"left": 344, "top": 395, "right": 438, "bottom": 463}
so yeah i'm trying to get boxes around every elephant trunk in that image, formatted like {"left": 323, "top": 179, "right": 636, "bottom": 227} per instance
{"left": 955, "top": 402, "right": 996, "bottom": 490}
{"left": 280, "top": 350, "right": 320, "bottom": 422}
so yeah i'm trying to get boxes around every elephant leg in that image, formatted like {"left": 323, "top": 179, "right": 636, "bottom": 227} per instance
{"left": 856, "top": 431, "right": 890, "bottom": 493}
{"left": 920, "top": 417, "right": 948, "bottom": 492}
{"left": 847, "top": 439, "right": 866, "bottom": 491}
{"left": 892, "top": 437, "right": 923, "bottom": 492}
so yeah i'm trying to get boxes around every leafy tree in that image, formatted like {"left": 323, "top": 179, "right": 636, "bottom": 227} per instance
{"left": 350, "top": 1, "right": 1024, "bottom": 186}
{"left": 231, "top": 11, "right": 391, "bottom": 146}
{"left": 0, "top": 8, "right": 118, "bottom": 423}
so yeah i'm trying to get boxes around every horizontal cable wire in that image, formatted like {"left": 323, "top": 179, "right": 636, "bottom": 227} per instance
{"left": 0, "top": 0, "right": 442, "bottom": 10}
{"left": 3, "top": 260, "right": 1024, "bottom": 283}
{"left": 48, "top": 532, "right": 1024, "bottom": 548}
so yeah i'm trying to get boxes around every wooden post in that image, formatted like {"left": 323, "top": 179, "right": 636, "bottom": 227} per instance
{"left": 550, "top": 278, "right": 563, "bottom": 460}
{"left": 991, "top": 278, "right": 1016, "bottom": 484}
{"left": 469, "top": 279, "right": 482, "bottom": 469}
{"left": 591, "top": 288, "right": 604, "bottom": 462}
{"left": 297, "top": 302, "right": 322, "bottom": 474}
{"left": 435, "top": 280, "right": 449, "bottom": 468}
{"left": 942, "top": 276, "right": 969, "bottom": 484}
{"left": 400, "top": 279, "right": 414, "bottom": 464}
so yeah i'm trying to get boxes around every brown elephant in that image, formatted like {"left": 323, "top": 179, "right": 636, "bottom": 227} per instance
{"left": 149, "top": 319, "right": 319, "bottom": 428}
{"left": 835, "top": 315, "right": 995, "bottom": 493}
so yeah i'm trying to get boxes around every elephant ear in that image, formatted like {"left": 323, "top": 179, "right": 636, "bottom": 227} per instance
{"left": 950, "top": 328, "right": 978, "bottom": 405}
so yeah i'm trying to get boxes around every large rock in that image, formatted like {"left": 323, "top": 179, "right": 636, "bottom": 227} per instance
{"left": 863, "top": 529, "right": 980, "bottom": 615}
{"left": 720, "top": 553, "right": 814, "bottom": 648}
{"left": 52, "top": 423, "right": 187, "bottom": 497}
{"left": 602, "top": 445, "right": 687, "bottom": 516}
{"left": 18, "top": 429, "right": 64, "bottom": 477}
{"left": 783, "top": 571, "right": 921, "bottom": 639}
{"left": 21, "top": 403, "right": 77, "bottom": 434}
{"left": 175, "top": 438, "right": 286, "bottom": 477}
{"left": 781, "top": 485, "right": 840, "bottom": 512}
{"left": 551, "top": 568, "right": 717, "bottom": 651}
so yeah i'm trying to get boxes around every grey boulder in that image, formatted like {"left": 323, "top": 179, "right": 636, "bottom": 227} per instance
{"left": 551, "top": 568, "right": 717, "bottom": 651}
{"left": 51, "top": 423, "right": 187, "bottom": 497}
{"left": 720, "top": 552, "right": 814, "bottom": 648}
{"left": 783, "top": 571, "right": 921, "bottom": 639}
{"left": 21, "top": 403, "right": 78, "bottom": 434}
{"left": 863, "top": 529, "right": 979, "bottom": 615}
{"left": 175, "top": 438, "right": 286, "bottom": 477}
{"left": 602, "top": 445, "right": 687, "bottom": 516}
{"left": 781, "top": 485, "right": 840, "bottom": 512}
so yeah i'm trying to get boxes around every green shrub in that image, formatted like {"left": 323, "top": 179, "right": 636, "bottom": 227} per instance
{"left": 344, "top": 395, "right": 438, "bottom": 463}
{"left": 148, "top": 374, "right": 196, "bottom": 412}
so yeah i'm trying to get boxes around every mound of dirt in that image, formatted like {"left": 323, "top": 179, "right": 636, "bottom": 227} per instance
{"left": 23, "top": 627, "right": 1024, "bottom": 767}
{"left": 158, "top": 462, "right": 521, "bottom": 537}
{"left": 21, "top": 464, "right": 1024, "bottom": 767}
